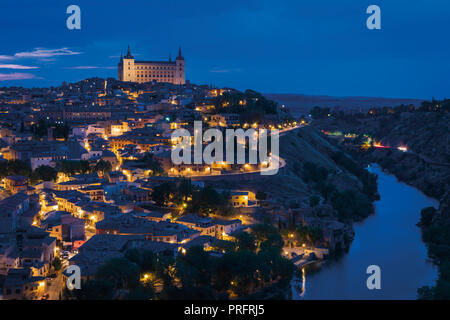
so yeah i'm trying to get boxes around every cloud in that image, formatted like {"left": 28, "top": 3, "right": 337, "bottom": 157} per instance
{"left": 14, "top": 48, "right": 82, "bottom": 58}
{"left": 0, "top": 64, "right": 38, "bottom": 69}
{"left": 210, "top": 67, "right": 241, "bottom": 73}
{"left": 0, "top": 73, "right": 38, "bottom": 81}
{"left": 0, "top": 55, "right": 15, "bottom": 61}
{"left": 0, "top": 48, "right": 82, "bottom": 61}
{"left": 65, "top": 66, "right": 115, "bottom": 70}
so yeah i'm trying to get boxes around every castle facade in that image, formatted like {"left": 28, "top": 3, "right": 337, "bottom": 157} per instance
{"left": 118, "top": 46, "right": 185, "bottom": 85}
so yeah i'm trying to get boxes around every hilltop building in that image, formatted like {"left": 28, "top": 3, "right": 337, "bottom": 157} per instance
{"left": 118, "top": 45, "right": 185, "bottom": 85}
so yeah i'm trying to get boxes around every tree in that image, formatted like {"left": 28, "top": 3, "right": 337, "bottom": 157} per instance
{"left": 151, "top": 182, "right": 177, "bottom": 207}
{"left": 125, "top": 284, "right": 155, "bottom": 300}
{"left": 255, "top": 191, "right": 267, "bottom": 201}
{"left": 142, "top": 153, "right": 163, "bottom": 176}
{"left": 214, "top": 250, "right": 260, "bottom": 296}
{"left": 178, "top": 179, "right": 193, "bottom": 201}
{"left": 252, "top": 224, "right": 284, "bottom": 249}
{"left": 316, "top": 182, "right": 335, "bottom": 201}
{"left": 0, "top": 160, "right": 32, "bottom": 178}
{"left": 64, "top": 279, "right": 114, "bottom": 300}
{"left": 125, "top": 249, "right": 157, "bottom": 273}
{"left": 175, "top": 246, "right": 214, "bottom": 289}
{"left": 296, "top": 225, "right": 324, "bottom": 246}
{"left": 418, "top": 286, "right": 435, "bottom": 300}
{"left": 212, "top": 89, "right": 278, "bottom": 123}
{"left": 331, "top": 189, "right": 373, "bottom": 221}
{"left": 257, "top": 246, "right": 294, "bottom": 285}
{"left": 420, "top": 207, "right": 436, "bottom": 226}
{"left": 211, "top": 239, "right": 236, "bottom": 253}
{"left": 96, "top": 258, "right": 140, "bottom": 290}
{"left": 55, "top": 160, "right": 90, "bottom": 176}
{"left": 31, "top": 165, "right": 57, "bottom": 184}
{"left": 235, "top": 231, "right": 256, "bottom": 252}
{"left": 93, "top": 160, "right": 112, "bottom": 176}
{"left": 52, "top": 257, "right": 62, "bottom": 271}
{"left": 191, "top": 186, "right": 222, "bottom": 215}
{"left": 190, "top": 186, "right": 233, "bottom": 216}
{"left": 310, "top": 106, "right": 330, "bottom": 119}
{"left": 260, "top": 232, "right": 284, "bottom": 251}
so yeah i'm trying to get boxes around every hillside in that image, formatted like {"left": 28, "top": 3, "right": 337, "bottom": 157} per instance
{"left": 207, "top": 126, "right": 378, "bottom": 235}
{"left": 314, "top": 111, "right": 450, "bottom": 199}
{"left": 264, "top": 93, "right": 423, "bottom": 117}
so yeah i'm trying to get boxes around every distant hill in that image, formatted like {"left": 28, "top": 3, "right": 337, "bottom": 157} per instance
{"left": 264, "top": 93, "right": 424, "bottom": 117}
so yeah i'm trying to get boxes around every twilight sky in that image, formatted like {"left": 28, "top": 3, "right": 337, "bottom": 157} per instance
{"left": 0, "top": 0, "right": 449, "bottom": 99}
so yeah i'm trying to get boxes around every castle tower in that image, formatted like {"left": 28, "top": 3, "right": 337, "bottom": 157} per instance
{"left": 175, "top": 46, "right": 185, "bottom": 85}
{"left": 119, "top": 45, "right": 135, "bottom": 82}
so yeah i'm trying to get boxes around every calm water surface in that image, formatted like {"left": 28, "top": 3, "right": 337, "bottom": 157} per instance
{"left": 299, "top": 164, "right": 438, "bottom": 299}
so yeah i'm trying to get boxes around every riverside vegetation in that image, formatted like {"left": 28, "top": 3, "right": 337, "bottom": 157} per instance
{"left": 309, "top": 99, "right": 450, "bottom": 299}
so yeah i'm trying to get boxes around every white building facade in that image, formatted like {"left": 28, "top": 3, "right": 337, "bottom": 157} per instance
{"left": 118, "top": 46, "right": 185, "bottom": 85}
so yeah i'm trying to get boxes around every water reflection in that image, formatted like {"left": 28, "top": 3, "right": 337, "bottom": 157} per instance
{"left": 296, "top": 164, "right": 438, "bottom": 300}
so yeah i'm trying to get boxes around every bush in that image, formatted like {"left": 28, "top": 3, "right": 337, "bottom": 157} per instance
{"left": 420, "top": 207, "right": 437, "bottom": 226}
{"left": 331, "top": 189, "right": 373, "bottom": 221}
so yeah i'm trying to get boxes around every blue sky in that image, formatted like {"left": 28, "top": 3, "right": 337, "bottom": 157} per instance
{"left": 0, "top": 0, "right": 449, "bottom": 99}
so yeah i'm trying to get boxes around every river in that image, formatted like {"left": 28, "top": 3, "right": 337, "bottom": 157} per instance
{"left": 295, "top": 164, "right": 438, "bottom": 300}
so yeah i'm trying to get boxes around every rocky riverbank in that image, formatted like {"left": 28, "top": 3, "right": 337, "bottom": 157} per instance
{"left": 417, "top": 191, "right": 450, "bottom": 299}
{"left": 310, "top": 108, "right": 450, "bottom": 299}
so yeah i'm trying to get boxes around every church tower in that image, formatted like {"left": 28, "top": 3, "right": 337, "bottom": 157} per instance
{"left": 175, "top": 46, "right": 185, "bottom": 85}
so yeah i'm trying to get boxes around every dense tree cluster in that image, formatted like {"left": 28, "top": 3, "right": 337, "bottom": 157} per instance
{"left": 310, "top": 106, "right": 331, "bottom": 120}
{"left": 418, "top": 98, "right": 450, "bottom": 113}
{"left": 309, "top": 98, "right": 449, "bottom": 123}
{"left": 296, "top": 225, "right": 324, "bottom": 247}
{"left": 0, "top": 160, "right": 58, "bottom": 184}
{"left": 141, "top": 153, "right": 163, "bottom": 175}
{"left": 301, "top": 161, "right": 329, "bottom": 183}
{"left": 30, "top": 165, "right": 58, "bottom": 183}
{"left": 297, "top": 156, "right": 376, "bottom": 222}
{"left": 92, "top": 160, "right": 112, "bottom": 176}
{"left": 55, "top": 159, "right": 113, "bottom": 177}
{"left": 55, "top": 160, "right": 91, "bottom": 176}
{"left": 418, "top": 222, "right": 450, "bottom": 300}
{"left": 0, "top": 158, "right": 114, "bottom": 186}
{"left": 330, "top": 189, "right": 372, "bottom": 221}
{"left": 151, "top": 179, "right": 234, "bottom": 216}
{"left": 64, "top": 224, "right": 294, "bottom": 300}
{"left": 0, "top": 160, "right": 32, "bottom": 178}
{"left": 212, "top": 89, "right": 278, "bottom": 123}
